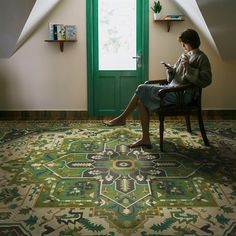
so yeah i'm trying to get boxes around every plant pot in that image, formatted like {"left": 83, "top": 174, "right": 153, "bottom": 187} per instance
{"left": 154, "top": 13, "right": 161, "bottom": 20}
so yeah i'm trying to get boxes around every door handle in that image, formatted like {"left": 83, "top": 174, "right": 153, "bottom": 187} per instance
{"left": 132, "top": 55, "right": 141, "bottom": 59}
{"left": 132, "top": 54, "right": 142, "bottom": 68}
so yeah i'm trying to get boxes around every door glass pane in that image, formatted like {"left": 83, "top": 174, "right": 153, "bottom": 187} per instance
{"left": 98, "top": 0, "right": 136, "bottom": 70}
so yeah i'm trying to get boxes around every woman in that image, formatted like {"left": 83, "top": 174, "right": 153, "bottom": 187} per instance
{"left": 103, "top": 29, "right": 212, "bottom": 149}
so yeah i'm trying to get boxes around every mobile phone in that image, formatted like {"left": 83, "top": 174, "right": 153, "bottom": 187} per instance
{"left": 160, "top": 61, "right": 172, "bottom": 69}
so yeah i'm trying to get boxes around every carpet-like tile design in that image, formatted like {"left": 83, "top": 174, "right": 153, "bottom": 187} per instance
{"left": 0, "top": 120, "right": 235, "bottom": 236}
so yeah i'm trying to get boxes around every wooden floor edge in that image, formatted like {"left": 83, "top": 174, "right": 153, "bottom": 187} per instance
{"left": 0, "top": 110, "right": 236, "bottom": 120}
{"left": 0, "top": 110, "right": 235, "bottom": 120}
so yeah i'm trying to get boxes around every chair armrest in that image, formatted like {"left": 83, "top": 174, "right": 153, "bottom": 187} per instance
{"left": 158, "top": 84, "right": 196, "bottom": 109}
{"left": 158, "top": 84, "right": 194, "bottom": 97}
{"left": 145, "top": 79, "right": 168, "bottom": 85}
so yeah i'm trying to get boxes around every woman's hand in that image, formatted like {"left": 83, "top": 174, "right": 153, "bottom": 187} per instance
{"left": 181, "top": 54, "right": 189, "bottom": 68}
{"left": 161, "top": 62, "right": 174, "bottom": 73}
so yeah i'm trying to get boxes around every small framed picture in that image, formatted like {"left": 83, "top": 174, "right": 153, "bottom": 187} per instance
{"left": 65, "top": 25, "right": 77, "bottom": 40}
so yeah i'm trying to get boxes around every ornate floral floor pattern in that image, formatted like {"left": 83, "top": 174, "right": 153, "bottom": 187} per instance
{"left": 0, "top": 120, "right": 235, "bottom": 236}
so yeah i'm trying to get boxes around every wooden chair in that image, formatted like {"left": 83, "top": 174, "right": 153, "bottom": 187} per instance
{"left": 145, "top": 80, "right": 210, "bottom": 151}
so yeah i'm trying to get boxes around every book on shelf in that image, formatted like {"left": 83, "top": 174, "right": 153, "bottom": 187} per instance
{"left": 48, "top": 22, "right": 57, "bottom": 40}
{"left": 57, "top": 24, "right": 66, "bottom": 40}
{"left": 65, "top": 25, "right": 77, "bottom": 40}
{"left": 164, "top": 15, "right": 183, "bottom": 20}
{"left": 53, "top": 25, "right": 58, "bottom": 40}
{"left": 48, "top": 23, "right": 76, "bottom": 41}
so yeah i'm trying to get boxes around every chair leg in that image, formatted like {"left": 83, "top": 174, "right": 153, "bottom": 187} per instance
{"left": 159, "top": 115, "right": 164, "bottom": 152}
{"left": 197, "top": 111, "right": 210, "bottom": 146}
{"left": 185, "top": 115, "right": 192, "bottom": 133}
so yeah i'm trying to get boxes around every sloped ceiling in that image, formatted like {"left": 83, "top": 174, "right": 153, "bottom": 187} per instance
{"left": 0, "top": 0, "right": 36, "bottom": 58}
{"left": 1, "top": 0, "right": 235, "bottom": 60}
{"left": 16, "top": 0, "right": 61, "bottom": 51}
{"left": 0, "top": 0, "right": 61, "bottom": 58}
{"left": 174, "top": 0, "right": 236, "bottom": 60}
{"left": 196, "top": 0, "right": 236, "bottom": 60}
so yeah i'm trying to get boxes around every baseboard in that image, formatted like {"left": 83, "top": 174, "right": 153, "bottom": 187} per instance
{"left": 0, "top": 111, "right": 88, "bottom": 120}
{"left": 201, "top": 110, "right": 236, "bottom": 120}
{"left": 0, "top": 110, "right": 235, "bottom": 120}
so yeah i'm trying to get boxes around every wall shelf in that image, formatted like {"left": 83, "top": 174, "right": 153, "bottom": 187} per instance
{"left": 154, "top": 19, "right": 184, "bottom": 32}
{"left": 44, "top": 40, "right": 77, "bottom": 52}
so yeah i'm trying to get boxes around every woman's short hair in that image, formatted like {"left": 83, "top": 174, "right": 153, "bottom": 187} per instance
{"left": 178, "top": 29, "right": 201, "bottom": 49}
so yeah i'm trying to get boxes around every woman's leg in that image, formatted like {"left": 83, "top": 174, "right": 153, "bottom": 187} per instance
{"left": 128, "top": 99, "right": 152, "bottom": 148}
{"left": 104, "top": 94, "right": 139, "bottom": 126}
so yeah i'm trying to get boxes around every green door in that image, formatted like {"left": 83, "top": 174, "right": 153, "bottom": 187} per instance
{"left": 87, "top": 0, "right": 149, "bottom": 116}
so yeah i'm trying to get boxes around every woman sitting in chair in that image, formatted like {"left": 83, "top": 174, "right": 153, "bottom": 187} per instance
{"left": 104, "top": 28, "right": 212, "bottom": 149}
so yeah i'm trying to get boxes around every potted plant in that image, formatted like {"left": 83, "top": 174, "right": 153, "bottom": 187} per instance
{"left": 151, "top": 1, "right": 162, "bottom": 20}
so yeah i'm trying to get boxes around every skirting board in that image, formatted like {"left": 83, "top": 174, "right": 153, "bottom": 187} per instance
{"left": 0, "top": 110, "right": 235, "bottom": 120}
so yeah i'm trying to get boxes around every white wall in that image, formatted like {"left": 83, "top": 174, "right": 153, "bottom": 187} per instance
{"left": 0, "top": 0, "right": 236, "bottom": 111}
{"left": 0, "top": 0, "right": 87, "bottom": 110}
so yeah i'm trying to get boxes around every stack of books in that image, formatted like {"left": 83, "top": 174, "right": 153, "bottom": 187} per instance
{"left": 48, "top": 23, "right": 77, "bottom": 40}
{"left": 164, "top": 15, "right": 183, "bottom": 20}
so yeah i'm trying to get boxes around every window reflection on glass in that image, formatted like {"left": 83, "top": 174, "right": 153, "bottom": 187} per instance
{"left": 98, "top": 0, "right": 136, "bottom": 70}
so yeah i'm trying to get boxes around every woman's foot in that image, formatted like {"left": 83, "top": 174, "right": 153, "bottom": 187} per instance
{"left": 103, "top": 117, "right": 126, "bottom": 126}
{"left": 128, "top": 139, "right": 152, "bottom": 149}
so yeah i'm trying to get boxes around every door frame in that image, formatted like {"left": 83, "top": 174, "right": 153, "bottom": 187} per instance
{"left": 86, "top": 0, "right": 149, "bottom": 116}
